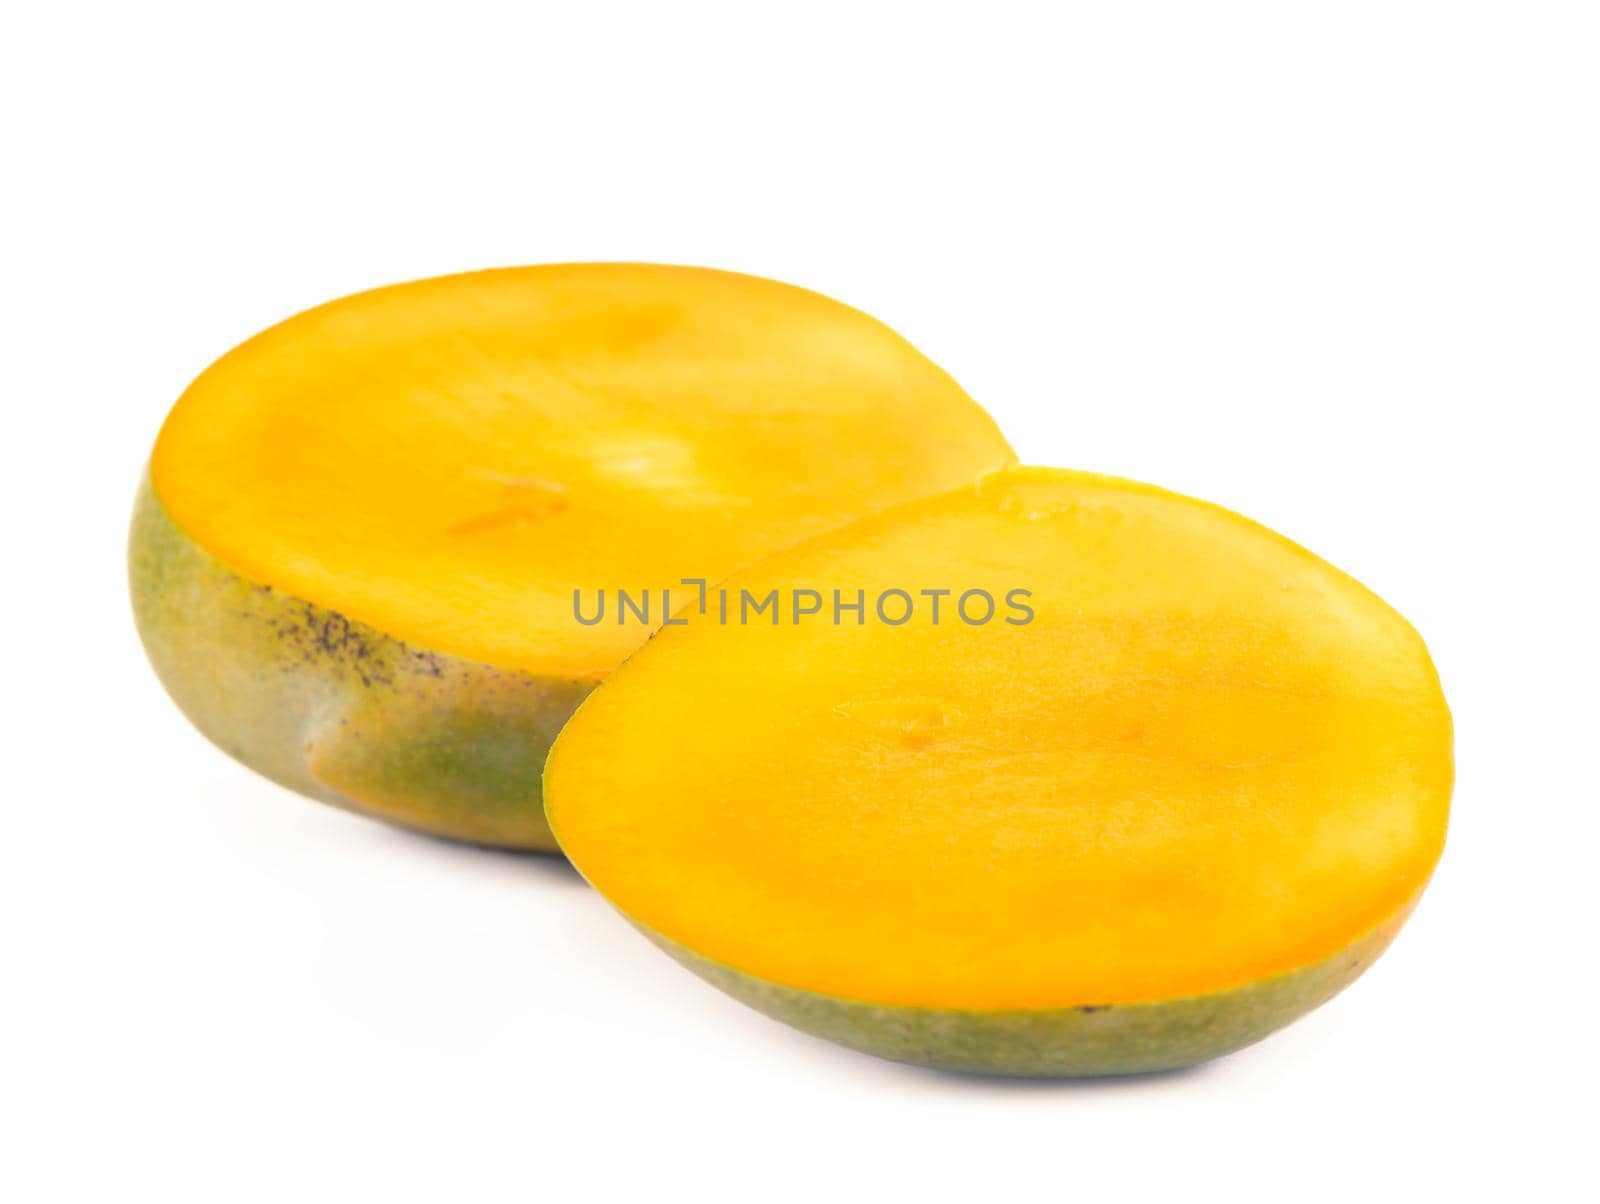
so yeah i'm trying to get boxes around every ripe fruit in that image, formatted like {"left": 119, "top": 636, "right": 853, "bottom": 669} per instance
{"left": 131, "top": 264, "right": 1014, "bottom": 849}
{"left": 545, "top": 467, "right": 1453, "bottom": 1074}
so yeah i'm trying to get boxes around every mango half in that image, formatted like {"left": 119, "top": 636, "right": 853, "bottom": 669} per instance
{"left": 545, "top": 468, "right": 1453, "bottom": 1074}
{"left": 130, "top": 265, "right": 1014, "bottom": 849}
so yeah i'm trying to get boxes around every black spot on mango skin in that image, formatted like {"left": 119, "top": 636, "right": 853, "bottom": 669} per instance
{"left": 319, "top": 615, "right": 350, "bottom": 653}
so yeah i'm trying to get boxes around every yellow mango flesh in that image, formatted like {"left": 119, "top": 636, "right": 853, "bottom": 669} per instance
{"left": 152, "top": 264, "right": 1015, "bottom": 680}
{"left": 547, "top": 468, "right": 1453, "bottom": 1013}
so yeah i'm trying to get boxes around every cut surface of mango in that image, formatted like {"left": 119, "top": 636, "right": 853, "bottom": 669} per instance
{"left": 547, "top": 468, "right": 1453, "bottom": 1010}
{"left": 151, "top": 264, "right": 1014, "bottom": 677}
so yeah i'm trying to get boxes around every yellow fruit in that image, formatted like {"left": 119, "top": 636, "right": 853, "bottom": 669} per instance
{"left": 545, "top": 467, "right": 1453, "bottom": 1073}
{"left": 131, "top": 264, "right": 1014, "bottom": 849}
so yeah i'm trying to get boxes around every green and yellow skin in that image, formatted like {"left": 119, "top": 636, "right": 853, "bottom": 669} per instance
{"left": 130, "top": 476, "right": 587, "bottom": 849}
{"left": 637, "top": 899, "right": 1416, "bottom": 1077}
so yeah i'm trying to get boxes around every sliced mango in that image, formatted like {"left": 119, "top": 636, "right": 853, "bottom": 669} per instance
{"left": 546, "top": 467, "right": 1453, "bottom": 1073}
{"left": 131, "top": 264, "right": 1014, "bottom": 848}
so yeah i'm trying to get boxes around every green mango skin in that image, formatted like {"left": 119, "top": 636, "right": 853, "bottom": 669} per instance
{"left": 631, "top": 896, "right": 1418, "bottom": 1076}
{"left": 129, "top": 475, "right": 589, "bottom": 851}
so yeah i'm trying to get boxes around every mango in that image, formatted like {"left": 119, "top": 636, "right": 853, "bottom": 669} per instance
{"left": 545, "top": 467, "right": 1453, "bottom": 1073}
{"left": 130, "top": 265, "right": 1014, "bottom": 849}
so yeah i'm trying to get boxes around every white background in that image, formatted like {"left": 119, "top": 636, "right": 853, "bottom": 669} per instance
{"left": 5, "top": 3, "right": 1596, "bottom": 1200}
